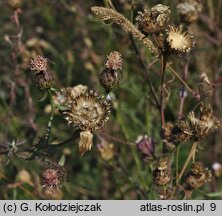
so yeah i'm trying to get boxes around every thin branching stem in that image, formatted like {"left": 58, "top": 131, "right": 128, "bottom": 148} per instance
{"left": 129, "top": 35, "right": 161, "bottom": 110}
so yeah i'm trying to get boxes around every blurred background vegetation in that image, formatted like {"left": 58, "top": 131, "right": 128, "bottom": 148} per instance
{"left": 0, "top": 0, "right": 222, "bottom": 199}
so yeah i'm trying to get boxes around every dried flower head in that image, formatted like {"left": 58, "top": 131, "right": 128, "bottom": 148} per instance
{"left": 136, "top": 4, "right": 170, "bottom": 34}
{"left": 64, "top": 90, "right": 110, "bottom": 131}
{"left": 63, "top": 90, "right": 110, "bottom": 155}
{"left": 136, "top": 135, "right": 155, "bottom": 159}
{"left": 172, "top": 120, "right": 193, "bottom": 143}
{"left": 153, "top": 155, "right": 171, "bottom": 186}
{"left": 42, "top": 162, "right": 66, "bottom": 192}
{"left": 29, "top": 55, "right": 49, "bottom": 72}
{"left": 166, "top": 26, "right": 195, "bottom": 54}
{"left": 188, "top": 104, "right": 220, "bottom": 139}
{"left": 105, "top": 51, "right": 123, "bottom": 71}
{"left": 34, "top": 70, "right": 54, "bottom": 90}
{"left": 185, "top": 162, "right": 212, "bottom": 190}
{"left": 177, "top": 1, "right": 203, "bottom": 23}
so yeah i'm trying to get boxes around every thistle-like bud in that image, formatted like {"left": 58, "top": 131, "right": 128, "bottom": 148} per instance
{"left": 99, "top": 51, "right": 122, "bottom": 92}
{"left": 29, "top": 55, "right": 55, "bottom": 90}
{"left": 136, "top": 4, "right": 170, "bottom": 34}
{"left": 185, "top": 162, "right": 212, "bottom": 190}
{"left": 42, "top": 162, "right": 66, "bottom": 193}
{"left": 34, "top": 70, "right": 54, "bottom": 90}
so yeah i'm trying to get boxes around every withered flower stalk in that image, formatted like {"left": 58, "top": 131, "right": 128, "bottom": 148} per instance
{"left": 91, "top": 6, "right": 159, "bottom": 55}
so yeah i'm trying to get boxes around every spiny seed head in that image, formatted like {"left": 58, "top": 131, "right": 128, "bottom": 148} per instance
{"left": 177, "top": 1, "right": 203, "bottom": 24}
{"left": 166, "top": 25, "right": 195, "bottom": 54}
{"left": 29, "top": 55, "right": 49, "bottom": 73}
{"left": 34, "top": 70, "right": 54, "bottom": 90}
{"left": 63, "top": 90, "right": 110, "bottom": 132}
{"left": 42, "top": 162, "right": 66, "bottom": 192}
{"left": 188, "top": 104, "right": 220, "bottom": 139}
{"left": 136, "top": 4, "right": 170, "bottom": 34}
{"left": 186, "top": 162, "right": 212, "bottom": 190}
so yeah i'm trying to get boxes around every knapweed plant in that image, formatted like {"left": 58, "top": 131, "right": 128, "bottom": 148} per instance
{"left": 0, "top": 0, "right": 222, "bottom": 199}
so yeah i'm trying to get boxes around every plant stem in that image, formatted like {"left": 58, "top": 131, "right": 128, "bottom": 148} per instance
{"left": 178, "top": 56, "right": 189, "bottom": 119}
{"left": 45, "top": 89, "right": 55, "bottom": 143}
{"left": 160, "top": 54, "right": 168, "bottom": 153}
{"left": 178, "top": 142, "right": 198, "bottom": 183}
{"left": 129, "top": 35, "right": 160, "bottom": 110}
{"left": 175, "top": 145, "right": 180, "bottom": 184}
{"left": 171, "top": 142, "right": 198, "bottom": 199}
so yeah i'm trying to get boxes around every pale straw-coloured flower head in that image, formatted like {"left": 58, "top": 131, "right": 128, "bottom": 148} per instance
{"left": 166, "top": 26, "right": 195, "bottom": 54}
{"left": 64, "top": 90, "right": 110, "bottom": 131}
{"left": 63, "top": 90, "right": 111, "bottom": 156}
{"left": 136, "top": 4, "right": 170, "bottom": 34}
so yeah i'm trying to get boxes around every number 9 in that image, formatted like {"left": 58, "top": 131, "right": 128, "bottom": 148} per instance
{"left": 210, "top": 203, "right": 216, "bottom": 211}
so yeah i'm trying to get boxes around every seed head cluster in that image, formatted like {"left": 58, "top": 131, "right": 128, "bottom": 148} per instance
{"left": 166, "top": 104, "right": 220, "bottom": 144}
